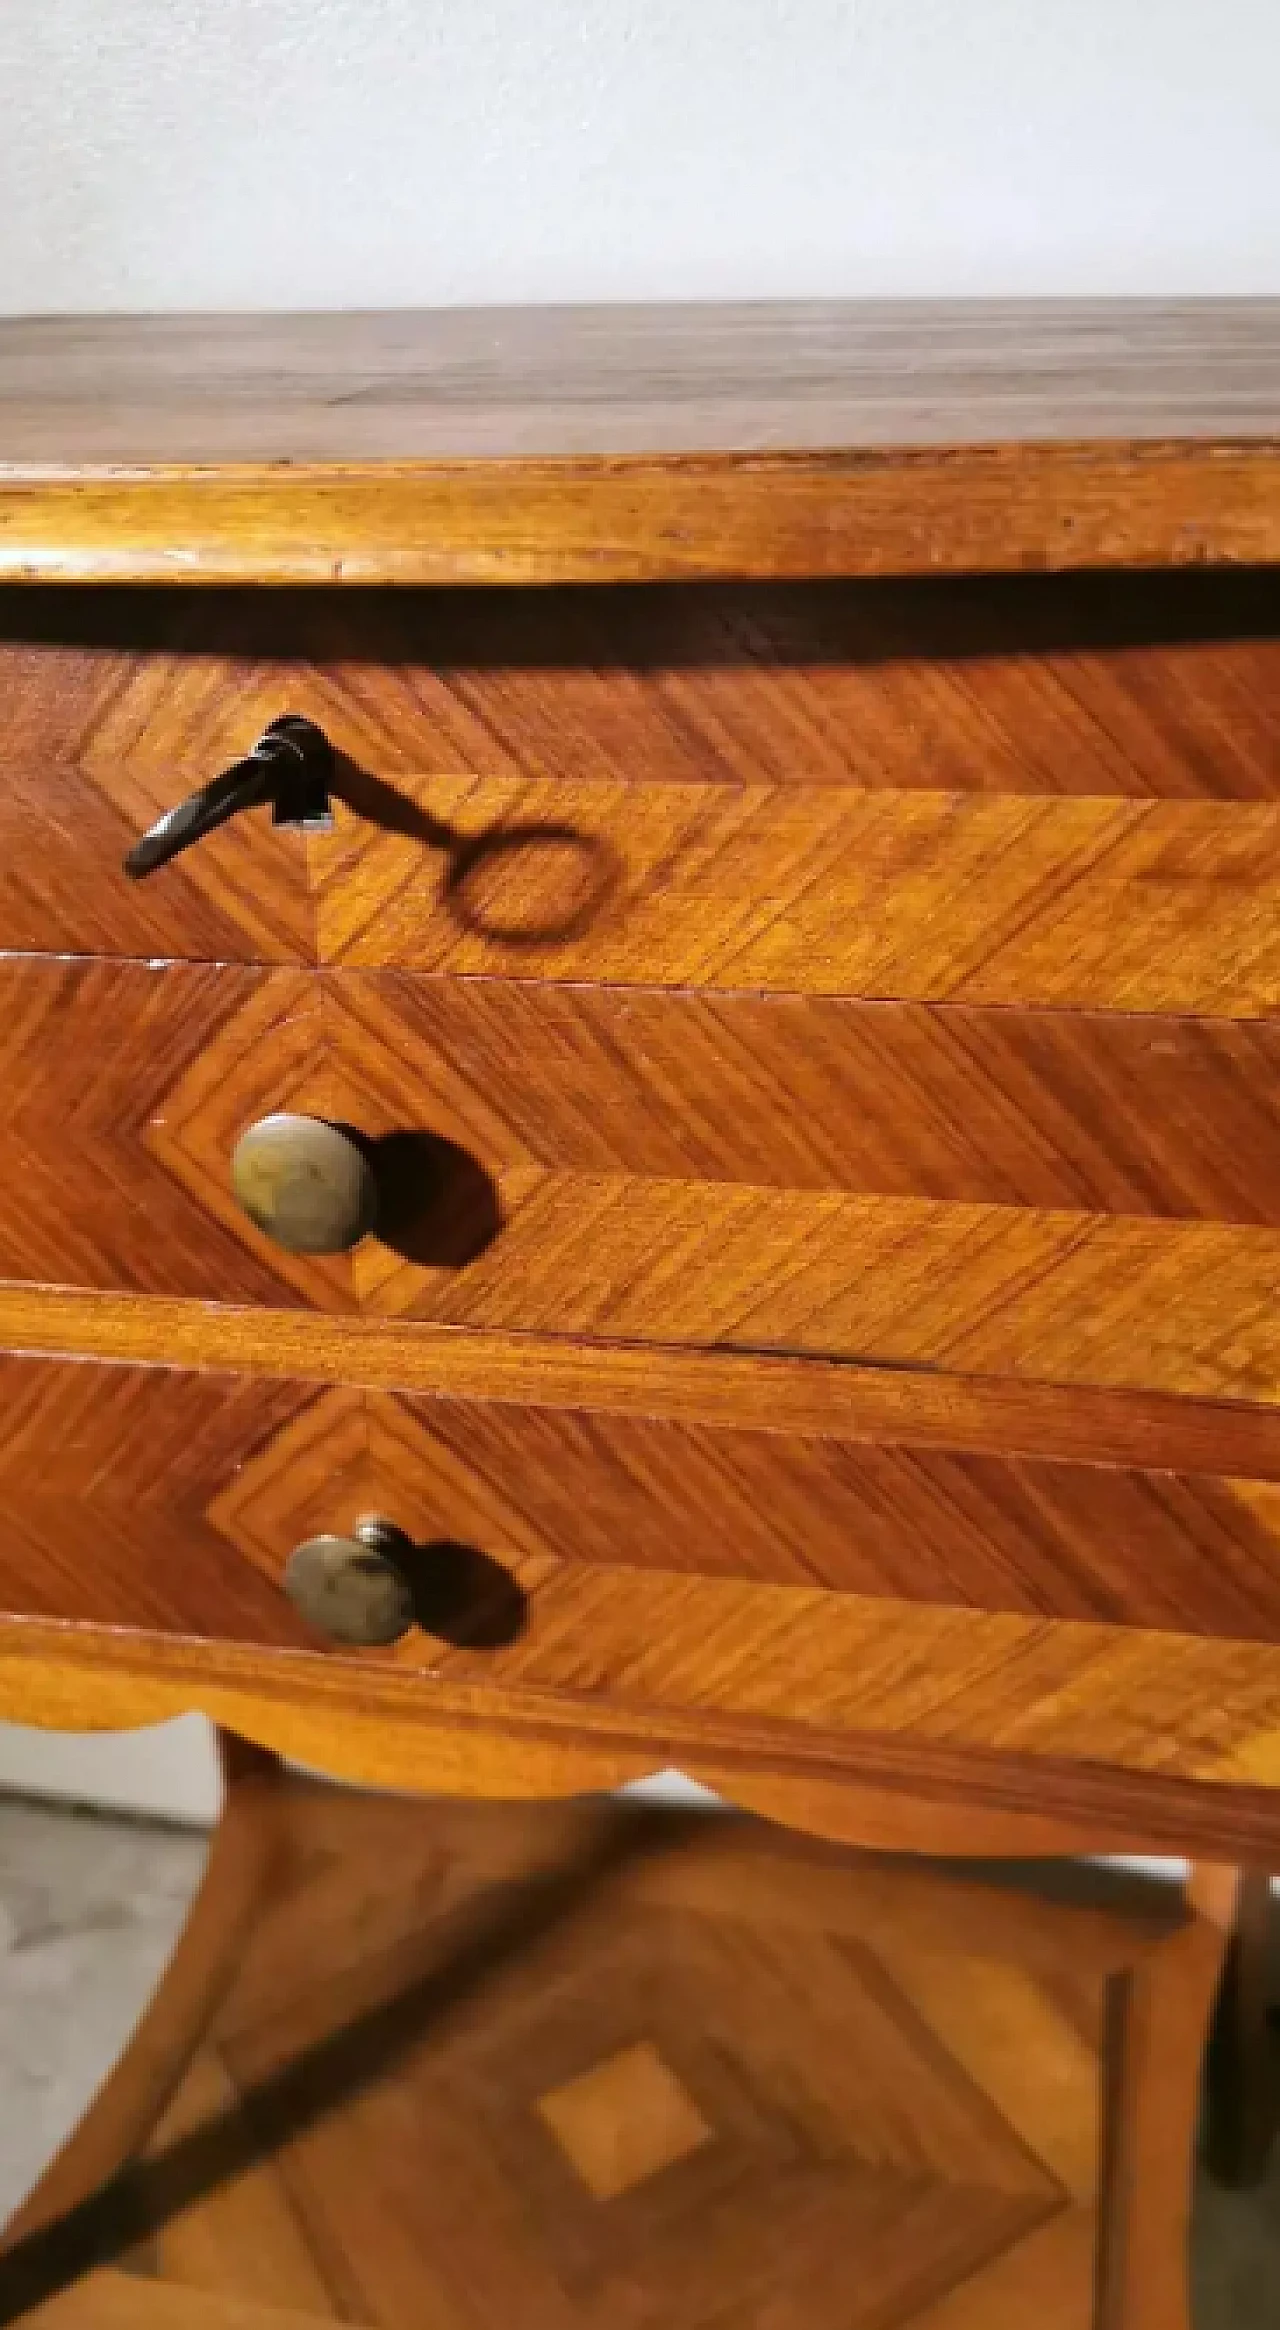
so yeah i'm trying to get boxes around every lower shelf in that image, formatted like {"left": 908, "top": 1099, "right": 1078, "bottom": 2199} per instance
{"left": 0, "top": 1754, "right": 1247, "bottom": 2330}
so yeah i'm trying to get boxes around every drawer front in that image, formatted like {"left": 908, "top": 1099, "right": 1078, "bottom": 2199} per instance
{"left": 1, "top": 573, "right": 1277, "bottom": 979}
{"left": 315, "top": 781, "right": 1280, "bottom": 1014}
{"left": 11, "top": 949, "right": 1280, "bottom": 1406}
{"left": 4, "top": 1346, "right": 1280, "bottom": 1787}
{"left": 317, "top": 976, "right": 1280, "bottom": 1403}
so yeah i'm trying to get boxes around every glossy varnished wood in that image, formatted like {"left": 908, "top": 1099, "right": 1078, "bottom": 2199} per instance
{"left": 0, "top": 310, "right": 1276, "bottom": 2140}
{"left": 0, "top": 600, "right": 317, "bottom": 960}
{"left": 0, "top": 959, "right": 345, "bottom": 1307}
{"left": 315, "top": 780, "right": 1280, "bottom": 1013}
{"left": 326, "top": 973, "right": 1280, "bottom": 1400}
{"left": 13, "top": 1559, "right": 1280, "bottom": 1797}
{"left": 354, "top": 1388, "right": 1280, "bottom": 1635}
{"left": 6, "top": 1342, "right": 1280, "bottom": 1805}
{"left": 329, "top": 980, "right": 1280, "bottom": 1223}
{"left": 0, "top": 1354, "right": 319, "bottom": 1643}
{"left": 0, "top": 1770, "right": 1231, "bottom": 2330}
{"left": 6, "top": 1613, "right": 1280, "bottom": 1862}
{"left": 1, "top": 303, "right": 1279, "bottom": 583}
{"left": 7, "top": 571, "right": 1276, "bottom": 794}
{"left": 2, "top": 573, "right": 1276, "bottom": 963}
{"left": 14, "top": 945, "right": 1280, "bottom": 1400}
{"left": 6, "top": 449, "right": 1277, "bottom": 590}
{"left": 11, "top": 1342, "right": 1280, "bottom": 1645}
{"left": 10, "top": 1280, "right": 1280, "bottom": 1465}
{"left": 356, "top": 1175, "right": 1280, "bottom": 1399}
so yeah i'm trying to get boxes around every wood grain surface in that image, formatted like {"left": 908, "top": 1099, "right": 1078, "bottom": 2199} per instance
{"left": 6, "top": 449, "right": 1276, "bottom": 588}
{"left": 7, "top": 1348, "right": 1280, "bottom": 1798}
{"left": 1, "top": 303, "right": 1278, "bottom": 582}
{"left": 10, "top": 1345, "right": 1280, "bottom": 1644}
{"left": 6, "top": 1610, "right": 1280, "bottom": 1860}
{"left": 6, "top": 1282, "right": 1280, "bottom": 1470}
{"left": 330, "top": 979, "right": 1280, "bottom": 1223}
{"left": 6, "top": 303, "right": 1279, "bottom": 459}
{"left": 0, "top": 959, "right": 344, "bottom": 1308}
{"left": 11, "top": 949, "right": 1280, "bottom": 1400}
{"left": 311, "top": 778, "right": 1280, "bottom": 1013}
{"left": 325, "top": 973, "right": 1280, "bottom": 1400}
{"left": 2, "top": 572, "right": 1275, "bottom": 960}
{"left": 7, "top": 569, "right": 1276, "bottom": 793}
{"left": 12, "top": 1570, "right": 1280, "bottom": 1800}
{"left": 2, "top": 370, "right": 1279, "bottom": 1870}
{"left": 0, "top": 1356, "right": 318, "bottom": 1644}
{"left": 3, "top": 1782, "right": 1227, "bottom": 2330}
{"left": 356, "top": 1175, "right": 1280, "bottom": 1398}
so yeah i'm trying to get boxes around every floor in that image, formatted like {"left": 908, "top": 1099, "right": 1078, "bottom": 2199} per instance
{"left": 0, "top": 1792, "right": 1275, "bottom": 2328}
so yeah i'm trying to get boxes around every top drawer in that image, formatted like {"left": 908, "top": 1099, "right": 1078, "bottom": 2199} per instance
{"left": 1, "top": 574, "right": 1277, "bottom": 992}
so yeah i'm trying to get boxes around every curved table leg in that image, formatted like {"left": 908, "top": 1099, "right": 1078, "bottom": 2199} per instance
{"left": 1094, "top": 1866, "right": 1242, "bottom": 2330}
{"left": 1204, "top": 1869, "right": 1278, "bottom": 2189}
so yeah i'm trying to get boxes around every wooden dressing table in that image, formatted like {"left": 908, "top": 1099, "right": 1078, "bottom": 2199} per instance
{"left": 0, "top": 302, "right": 1277, "bottom": 2327}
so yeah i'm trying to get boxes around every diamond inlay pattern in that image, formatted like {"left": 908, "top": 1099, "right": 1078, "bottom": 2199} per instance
{"left": 18, "top": 1781, "right": 1198, "bottom": 2330}
{"left": 537, "top": 2043, "right": 714, "bottom": 2201}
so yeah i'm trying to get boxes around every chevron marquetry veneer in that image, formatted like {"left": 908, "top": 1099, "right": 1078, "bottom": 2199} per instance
{"left": 1, "top": 302, "right": 1279, "bottom": 2326}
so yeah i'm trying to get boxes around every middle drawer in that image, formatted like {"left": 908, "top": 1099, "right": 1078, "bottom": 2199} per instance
{"left": 8, "top": 953, "right": 1280, "bottom": 1404}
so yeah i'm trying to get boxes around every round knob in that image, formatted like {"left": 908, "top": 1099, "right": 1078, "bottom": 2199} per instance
{"left": 284, "top": 1518, "right": 416, "bottom": 1646}
{"left": 231, "top": 1114, "right": 376, "bottom": 1254}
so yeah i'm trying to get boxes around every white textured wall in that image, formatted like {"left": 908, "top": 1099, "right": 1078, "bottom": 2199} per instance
{"left": 1, "top": 0, "right": 1278, "bottom": 313}
{"left": 0, "top": 3, "right": 1276, "bottom": 1817}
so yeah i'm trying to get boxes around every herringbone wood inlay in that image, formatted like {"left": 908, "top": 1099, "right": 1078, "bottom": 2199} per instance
{"left": 1, "top": 573, "right": 1277, "bottom": 975}
{"left": 329, "top": 978, "right": 1280, "bottom": 1222}
{"left": 313, "top": 774, "right": 1280, "bottom": 1013}
{"left": 0, "top": 958, "right": 346, "bottom": 1308}
{"left": 6, "top": 1352, "right": 1280, "bottom": 1787}
{"left": 2, "top": 562, "right": 1280, "bottom": 1811}
{"left": 205, "top": 1379, "right": 1280, "bottom": 1639}
{"left": 12, "top": 1785, "right": 1209, "bottom": 2330}
{"left": 3, "top": 582, "right": 1280, "bottom": 1391}
{"left": 0, "top": 614, "right": 313, "bottom": 962}
{"left": 1, "top": 325, "right": 1276, "bottom": 2330}
{"left": 325, "top": 972, "right": 1280, "bottom": 1400}
{"left": 0, "top": 1358, "right": 316, "bottom": 1645}
{"left": 10, "top": 950, "right": 1280, "bottom": 1401}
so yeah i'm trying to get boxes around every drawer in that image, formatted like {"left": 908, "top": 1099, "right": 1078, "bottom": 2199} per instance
{"left": 320, "top": 976, "right": 1280, "bottom": 1403}
{"left": 4, "top": 1344, "right": 1280, "bottom": 1779}
{"left": 1, "top": 574, "right": 1277, "bottom": 992}
{"left": 10, "top": 950, "right": 1280, "bottom": 1405}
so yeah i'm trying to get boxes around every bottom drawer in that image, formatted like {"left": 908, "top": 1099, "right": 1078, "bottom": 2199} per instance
{"left": 3, "top": 1344, "right": 1280, "bottom": 1781}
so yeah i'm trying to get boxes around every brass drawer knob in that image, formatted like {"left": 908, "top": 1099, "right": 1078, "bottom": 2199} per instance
{"left": 284, "top": 1518, "right": 416, "bottom": 1646}
{"left": 232, "top": 1113, "right": 377, "bottom": 1254}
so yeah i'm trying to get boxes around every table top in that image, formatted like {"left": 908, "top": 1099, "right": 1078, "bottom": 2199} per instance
{"left": 2, "top": 299, "right": 1279, "bottom": 464}
{"left": 0, "top": 300, "right": 1277, "bottom": 584}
